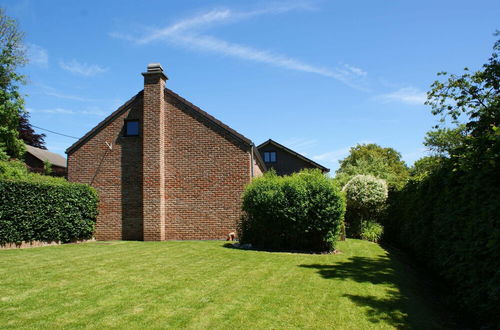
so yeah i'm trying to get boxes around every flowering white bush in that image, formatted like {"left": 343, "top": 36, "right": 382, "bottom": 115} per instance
{"left": 343, "top": 174, "right": 388, "bottom": 212}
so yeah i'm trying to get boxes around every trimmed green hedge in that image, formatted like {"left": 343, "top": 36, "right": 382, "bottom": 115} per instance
{"left": 0, "top": 179, "right": 98, "bottom": 244}
{"left": 383, "top": 163, "right": 500, "bottom": 324}
{"left": 239, "top": 169, "right": 345, "bottom": 252}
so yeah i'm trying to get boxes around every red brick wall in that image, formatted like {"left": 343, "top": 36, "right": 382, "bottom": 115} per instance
{"left": 67, "top": 100, "right": 143, "bottom": 241}
{"left": 164, "top": 95, "right": 252, "bottom": 240}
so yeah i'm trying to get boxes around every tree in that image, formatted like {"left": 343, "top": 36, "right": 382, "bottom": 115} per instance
{"left": 425, "top": 31, "right": 499, "bottom": 169}
{"left": 335, "top": 143, "right": 409, "bottom": 190}
{"left": 0, "top": 7, "right": 27, "bottom": 158}
{"left": 18, "top": 111, "right": 46, "bottom": 149}
{"left": 423, "top": 124, "right": 467, "bottom": 157}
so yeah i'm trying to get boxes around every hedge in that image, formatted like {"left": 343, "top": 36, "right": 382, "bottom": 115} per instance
{"left": 0, "top": 179, "right": 99, "bottom": 244}
{"left": 239, "top": 169, "right": 345, "bottom": 252}
{"left": 382, "top": 163, "right": 500, "bottom": 324}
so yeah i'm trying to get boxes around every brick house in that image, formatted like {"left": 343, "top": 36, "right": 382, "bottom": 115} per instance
{"left": 257, "top": 139, "right": 329, "bottom": 176}
{"left": 66, "top": 63, "right": 265, "bottom": 241}
{"left": 25, "top": 145, "right": 67, "bottom": 177}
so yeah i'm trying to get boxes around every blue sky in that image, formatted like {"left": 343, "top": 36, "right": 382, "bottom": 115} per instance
{"left": 3, "top": 0, "right": 499, "bottom": 172}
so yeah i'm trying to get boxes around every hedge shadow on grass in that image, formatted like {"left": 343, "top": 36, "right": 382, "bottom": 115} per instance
{"left": 299, "top": 252, "right": 446, "bottom": 329}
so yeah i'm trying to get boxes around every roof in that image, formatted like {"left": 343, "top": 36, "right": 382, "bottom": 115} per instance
{"left": 257, "top": 139, "right": 330, "bottom": 173}
{"left": 25, "top": 145, "right": 67, "bottom": 168}
{"left": 66, "top": 88, "right": 255, "bottom": 155}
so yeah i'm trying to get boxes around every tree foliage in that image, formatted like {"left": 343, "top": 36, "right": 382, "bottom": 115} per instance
{"left": 0, "top": 8, "right": 27, "bottom": 159}
{"left": 335, "top": 143, "right": 409, "bottom": 190}
{"left": 423, "top": 124, "right": 467, "bottom": 157}
{"left": 409, "top": 155, "right": 444, "bottom": 180}
{"left": 18, "top": 111, "right": 46, "bottom": 149}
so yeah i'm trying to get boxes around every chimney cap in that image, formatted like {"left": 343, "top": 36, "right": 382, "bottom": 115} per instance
{"left": 147, "top": 63, "right": 164, "bottom": 73}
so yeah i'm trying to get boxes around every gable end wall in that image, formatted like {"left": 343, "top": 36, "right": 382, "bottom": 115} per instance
{"left": 164, "top": 96, "right": 251, "bottom": 239}
{"left": 68, "top": 93, "right": 252, "bottom": 240}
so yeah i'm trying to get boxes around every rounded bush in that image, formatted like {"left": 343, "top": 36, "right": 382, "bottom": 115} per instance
{"left": 343, "top": 174, "right": 388, "bottom": 211}
{"left": 239, "top": 169, "right": 345, "bottom": 252}
{"left": 343, "top": 175, "right": 388, "bottom": 238}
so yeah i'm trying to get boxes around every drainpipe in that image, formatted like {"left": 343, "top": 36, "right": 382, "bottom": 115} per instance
{"left": 250, "top": 143, "right": 255, "bottom": 178}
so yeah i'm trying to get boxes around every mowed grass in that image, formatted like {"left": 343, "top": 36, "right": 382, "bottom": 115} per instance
{"left": 0, "top": 239, "right": 443, "bottom": 329}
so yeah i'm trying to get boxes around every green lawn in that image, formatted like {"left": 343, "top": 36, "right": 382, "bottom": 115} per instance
{"left": 0, "top": 239, "right": 443, "bottom": 329}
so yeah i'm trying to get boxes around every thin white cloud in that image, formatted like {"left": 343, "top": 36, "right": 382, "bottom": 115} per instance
{"left": 110, "top": 3, "right": 368, "bottom": 90}
{"left": 59, "top": 59, "right": 108, "bottom": 77}
{"left": 313, "top": 147, "right": 351, "bottom": 163}
{"left": 378, "top": 87, "right": 427, "bottom": 105}
{"left": 283, "top": 137, "right": 318, "bottom": 151}
{"left": 36, "top": 84, "right": 100, "bottom": 102}
{"left": 28, "top": 107, "right": 107, "bottom": 117}
{"left": 26, "top": 43, "right": 48, "bottom": 67}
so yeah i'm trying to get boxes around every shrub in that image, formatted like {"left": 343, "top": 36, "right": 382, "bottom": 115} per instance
{"left": 359, "top": 220, "right": 383, "bottom": 242}
{"left": 239, "top": 169, "right": 345, "bottom": 252}
{"left": 0, "top": 159, "right": 29, "bottom": 180}
{"left": 343, "top": 175, "right": 388, "bottom": 238}
{"left": 0, "top": 159, "right": 67, "bottom": 184}
{"left": 0, "top": 179, "right": 98, "bottom": 244}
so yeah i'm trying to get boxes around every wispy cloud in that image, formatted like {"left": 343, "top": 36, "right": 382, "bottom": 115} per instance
{"left": 110, "top": 3, "right": 368, "bottom": 90}
{"left": 37, "top": 84, "right": 100, "bottom": 102}
{"left": 313, "top": 146, "right": 351, "bottom": 163}
{"left": 283, "top": 137, "right": 318, "bottom": 152}
{"left": 59, "top": 59, "right": 108, "bottom": 77}
{"left": 26, "top": 43, "right": 48, "bottom": 67}
{"left": 28, "top": 106, "right": 107, "bottom": 117}
{"left": 378, "top": 87, "right": 427, "bottom": 105}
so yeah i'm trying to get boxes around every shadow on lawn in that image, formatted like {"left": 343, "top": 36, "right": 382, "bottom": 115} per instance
{"left": 300, "top": 255, "right": 415, "bottom": 328}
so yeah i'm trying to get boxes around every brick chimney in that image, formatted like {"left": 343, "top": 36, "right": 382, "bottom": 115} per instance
{"left": 142, "top": 63, "right": 167, "bottom": 241}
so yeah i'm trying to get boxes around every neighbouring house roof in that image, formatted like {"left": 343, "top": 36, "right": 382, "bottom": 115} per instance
{"left": 65, "top": 89, "right": 265, "bottom": 171}
{"left": 25, "top": 145, "right": 67, "bottom": 168}
{"left": 257, "top": 139, "right": 330, "bottom": 173}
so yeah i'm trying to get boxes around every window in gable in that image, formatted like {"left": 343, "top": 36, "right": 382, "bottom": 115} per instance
{"left": 264, "top": 151, "right": 276, "bottom": 163}
{"left": 124, "top": 120, "right": 139, "bottom": 136}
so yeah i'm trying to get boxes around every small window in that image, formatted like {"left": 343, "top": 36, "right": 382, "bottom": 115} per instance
{"left": 124, "top": 120, "right": 139, "bottom": 136}
{"left": 264, "top": 151, "right": 276, "bottom": 163}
